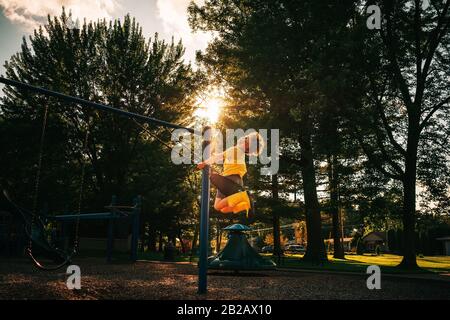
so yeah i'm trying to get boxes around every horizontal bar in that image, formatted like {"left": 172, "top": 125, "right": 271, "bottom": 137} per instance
{"left": 0, "top": 77, "right": 197, "bottom": 134}
{"left": 105, "top": 205, "right": 135, "bottom": 209}
{"left": 51, "top": 212, "right": 130, "bottom": 221}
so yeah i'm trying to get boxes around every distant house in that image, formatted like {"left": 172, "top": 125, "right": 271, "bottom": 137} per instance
{"left": 436, "top": 237, "right": 450, "bottom": 256}
{"left": 362, "top": 231, "right": 386, "bottom": 251}
{"left": 325, "top": 237, "right": 353, "bottom": 252}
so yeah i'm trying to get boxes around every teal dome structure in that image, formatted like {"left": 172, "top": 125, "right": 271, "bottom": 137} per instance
{"left": 223, "top": 224, "right": 251, "bottom": 232}
{"left": 208, "top": 224, "right": 276, "bottom": 271}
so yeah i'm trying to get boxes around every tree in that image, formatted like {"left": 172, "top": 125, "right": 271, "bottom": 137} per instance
{"left": 189, "top": 0, "right": 359, "bottom": 263}
{"left": 0, "top": 10, "right": 201, "bottom": 248}
{"left": 347, "top": 0, "right": 450, "bottom": 268}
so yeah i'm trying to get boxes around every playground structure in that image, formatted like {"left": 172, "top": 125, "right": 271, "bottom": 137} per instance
{"left": 0, "top": 76, "right": 212, "bottom": 294}
{"left": 0, "top": 191, "right": 140, "bottom": 263}
{"left": 208, "top": 224, "right": 276, "bottom": 271}
{"left": 49, "top": 196, "right": 141, "bottom": 263}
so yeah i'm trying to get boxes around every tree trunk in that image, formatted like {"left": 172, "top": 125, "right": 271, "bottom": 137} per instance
{"left": 215, "top": 219, "right": 222, "bottom": 253}
{"left": 215, "top": 227, "right": 220, "bottom": 253}
{"left": 88, "top": 144, "right": 104, "bottom": 193}
{"left": 192, "top": 224, "right": 199, "bottom": 252}
{"left": 399, "top": 123, "right": 419, "bottom": 269}
{"left": 178, "top": 228, "right": 185, "bottom": 254}
{"left": 299, "top": 112, "right": 327, "bottom": 263}
{"left": 327, "top": 155, "right": 345, "bottom": 259}
{"left": 271, "top": 174, "right": 283, "bottom": 259}
{"left": 147, "top": 225, "right": 157, "bottom": 252}
{"left": 158, "top": 232, "right": 163, "bottom": 252}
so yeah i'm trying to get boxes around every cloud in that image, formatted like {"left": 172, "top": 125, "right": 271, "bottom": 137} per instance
{"left": 0, "top": 0, "right": 119, "bottom": 31}
{"left": 156, "top": 0, "right": 210, "bottom": 63}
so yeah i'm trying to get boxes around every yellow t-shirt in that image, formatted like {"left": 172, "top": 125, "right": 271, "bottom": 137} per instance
{"left": 222, "top": 146, "right": 247, "bottom": 177}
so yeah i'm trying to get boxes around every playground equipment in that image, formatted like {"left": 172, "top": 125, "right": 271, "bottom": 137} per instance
{"left": 1, "top": 190, "right": 70, "bottom": 267}
{"left": 1, "top": 190, "right": 140, "bottom": 266}
{"left": 208, "top": 224, "right": 276, "bottom": 271}
{"left": 0, "top": 77, "right": 211, "bottom": 293}
{"left": 49, "top": 195, "right": 141, "bottom": 263}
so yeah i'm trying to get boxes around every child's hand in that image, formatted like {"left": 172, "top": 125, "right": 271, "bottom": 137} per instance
{"left": 196, "top": 162, "right": 206, "bottom": 170}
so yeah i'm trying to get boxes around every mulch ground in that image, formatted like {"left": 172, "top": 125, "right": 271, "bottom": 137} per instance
{"left": 1, "top": 258, "right": 449, "bottom": 300}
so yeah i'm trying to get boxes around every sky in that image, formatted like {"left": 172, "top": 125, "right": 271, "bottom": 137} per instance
{"left": 0, "top": 0, "right": 211, "bottom": 75}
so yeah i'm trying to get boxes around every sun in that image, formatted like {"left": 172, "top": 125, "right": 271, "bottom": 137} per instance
{"left": 194, "top": 95, "right": 223, "bottom": 124}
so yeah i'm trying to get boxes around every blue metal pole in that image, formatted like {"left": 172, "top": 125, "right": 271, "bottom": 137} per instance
{"left": 130, "top": 196, "right": 141, "bottom": 262}
{"left": 0, "top": 77, "right": 199, "bottom": 134}
{"left": 106, "top": 195, "right": 116, "bottom": 263}
{"left": 198, "top": 126, "right": 211, "bottom": 294}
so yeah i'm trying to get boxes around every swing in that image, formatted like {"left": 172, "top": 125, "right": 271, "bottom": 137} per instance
{"left": 1, "top": 189, "right": 68, "bottom": 265}
{"left": 210, "top": 172, "right": 253, "bottom": 216}
{"left": 0, "top": 76, "right": 215, "bottom": 294}
{"left": 4, "top": 104, "right": 88, "bottom": 271}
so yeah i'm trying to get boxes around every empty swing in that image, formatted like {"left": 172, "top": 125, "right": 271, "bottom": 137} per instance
{"left": 3, "top": 103, "right": 90, "bottom": 271}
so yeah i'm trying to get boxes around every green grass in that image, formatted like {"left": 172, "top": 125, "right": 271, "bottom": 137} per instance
{"left": 82, "top": 249, "right": 450, "bottom": 274}
{"left": 268, "top": 253, "right": 450, "bottom": 274}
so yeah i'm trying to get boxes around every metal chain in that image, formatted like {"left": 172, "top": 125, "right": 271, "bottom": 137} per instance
{"left": 133, "top": 119, "right": 208, "bottom": 160}
{"left": 73, "top": 126, "right": 89, "bottom": 253}
{"left": 133, "top": 119, "right": 174, "bottom": 150}
{"left": 29, "top": 104, "right": 50, "bottom": 252}
{"left": 133, "top": 120, "right": 228, "bottom": 178}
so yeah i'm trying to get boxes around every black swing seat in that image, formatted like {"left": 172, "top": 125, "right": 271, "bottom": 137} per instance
{"left": 1, "top": 189, "right": 71, "bottom": 270}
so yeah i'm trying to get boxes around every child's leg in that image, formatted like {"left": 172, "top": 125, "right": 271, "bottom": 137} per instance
{"left": 213, "top": 197, "right": 223, "bottom": 211}
{"left": 212, "top": 174, "right": 245, "bottom": 213}
{"left": 214, "top": 189, "right": 228, "bottom": 211}
{"left": 210, "top": 174, "right": 243, "bottom": 196}
{"left": 214, "top": 197, "right": 233, "bottom": 212}
{"left": 220, "top": 206, "right": 234, "bottom": 213}
{"left": 214, "top": 196, "right": 235, "bottom": 213}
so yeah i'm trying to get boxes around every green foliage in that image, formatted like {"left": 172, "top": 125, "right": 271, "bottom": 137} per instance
{"left": 190, "top": 0, "right": 450, "bottom": 266}
{"left": 0, "top": 10, "right": 202, "bottom": 244}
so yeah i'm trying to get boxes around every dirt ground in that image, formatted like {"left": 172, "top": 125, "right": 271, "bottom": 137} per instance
{"left": 1, "top": 258, "right": 449, "bottom": 300}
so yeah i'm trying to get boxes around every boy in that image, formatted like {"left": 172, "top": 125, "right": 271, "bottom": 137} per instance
{"left": 197, "top": 132, "right": 264, "bottom": 213}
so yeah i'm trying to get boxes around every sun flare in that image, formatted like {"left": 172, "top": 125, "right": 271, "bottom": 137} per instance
{"left": 194, "top": 95, "right": 224, "bottom": 124}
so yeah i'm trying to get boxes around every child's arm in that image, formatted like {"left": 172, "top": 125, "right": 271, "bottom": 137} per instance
{"left": 197, "top": 151, "right": 225, "bottom": 170}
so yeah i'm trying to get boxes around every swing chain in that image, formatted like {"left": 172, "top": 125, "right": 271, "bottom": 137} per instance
{"left": 29, "top": 103, "right": 50, "bottom": 253}
{"left": 27, "top": 102, "right": 89, "bottom": 267}
{"left": 73, "top": 125, "right": 90, "bottom": 253}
